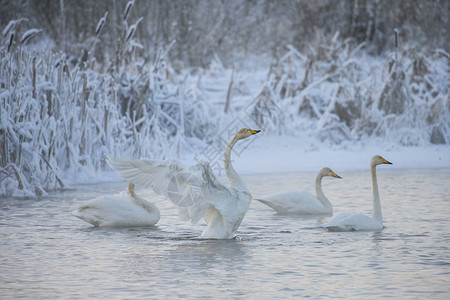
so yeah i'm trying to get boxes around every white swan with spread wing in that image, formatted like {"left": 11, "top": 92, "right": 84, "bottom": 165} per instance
{"left": 255, "top": 167, "right": 341, "bottom": 215}
{"left": 106, "top": 128, "right": 260, "bottom": 239}
{"left": 73, "top": 182, "right": 160, "bottom": 227}
{"left": 322, "top": 155, "right": 392, "bottom": 231}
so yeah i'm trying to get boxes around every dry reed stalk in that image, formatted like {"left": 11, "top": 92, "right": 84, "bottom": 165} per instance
{"left": 224, "top": 69, "right": 234, "bottom": 113}
{"left": 104, "top": 105, "right": 109, "bottom": 142}
{"left": 79, "top": 74, "right": 88, "bottom": 159}
{"left": 0, "top": 129, "right": 7, "bottom": 167}
{"left": 32, "top": 56, "right": 36, "bottom": 99}
{"left": 39, "top": 153, "right": 65, "bottom": 188}
{"left": 10, "top": 164, "right": 24, "bottom": 190}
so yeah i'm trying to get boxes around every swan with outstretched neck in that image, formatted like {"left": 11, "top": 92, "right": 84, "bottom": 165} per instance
{"left": 106, "top": 128, "right": 260, "bottom": 239}
{"left": 255, "top": 167, "right": 341, "bottom": 215}
{"left": 73, "top": 182, "right": 160, "bottom": 227}
{"left": 322, "top": 155, "right": 392, "bottom": 231}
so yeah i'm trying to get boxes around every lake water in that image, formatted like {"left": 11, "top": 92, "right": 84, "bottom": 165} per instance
{"left": 1, "top": 168, "right": 449, "bottom": 299}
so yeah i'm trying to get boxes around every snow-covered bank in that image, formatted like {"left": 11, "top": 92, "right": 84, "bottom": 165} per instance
{"left": 235, "top": 135, "right": 450, "bottom": 174}
{"left": 61, "top": 135, "right": 450, "bottom": 188}
{"left": 173, "top": 133, "right": 450, "bottom": 175}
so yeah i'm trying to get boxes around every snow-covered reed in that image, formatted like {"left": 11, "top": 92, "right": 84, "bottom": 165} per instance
{"left": 256, "top": 34, "right": 449, "bottom": 146}
{"left": 1, "top": 12, "right": 212, "bottom": 198}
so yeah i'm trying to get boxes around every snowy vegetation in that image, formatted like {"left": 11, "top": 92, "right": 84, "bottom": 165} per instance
{"left": 259, "top": 35, "right": 449, "bottom": 146}
{"left": 1, "top": 1, "right": 448, "bottom": 197}
{"left": 0, "top": 7, "right": 213, "bottom": 197}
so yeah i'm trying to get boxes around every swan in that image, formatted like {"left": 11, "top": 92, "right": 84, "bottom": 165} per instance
{"left": 254, "top": 167, "right": 342, "bottom": 214}
{"left": 72, "top": 182, "right": 160, "bottom": 227}
{"left": 322, "top": 155, "right": 392, "bottom": 231}
{"left": 105, "top": 128, "right": 261, "bottom": 239}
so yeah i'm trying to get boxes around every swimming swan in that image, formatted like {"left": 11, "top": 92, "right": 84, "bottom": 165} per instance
{"left": 106, "top": 128, "right": 260, "bottom": 239}
{"left": 322, "top": 155, "right": 392, "bottom": 231}
{"left": 73, "top": 182, "right": 160, "bottom": 227}
{"left": 254, "top": 167, "right": 342, "bottom": 214}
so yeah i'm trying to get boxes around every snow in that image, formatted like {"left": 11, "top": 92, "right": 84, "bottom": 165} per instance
{"left": 95, "top": 12, "right": 108, "bottom": 36}
{"left": 175, "top": 133, "right": 450, "bottom": 176}
{"left": 20, "top": 28, "right": 42, "bottom": 44}
{"left": 236, "top": 135, "right": 450, "bottom": 174}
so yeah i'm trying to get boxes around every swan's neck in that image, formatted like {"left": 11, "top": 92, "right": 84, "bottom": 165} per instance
{"left": 128, "top": 191, "right": 158, "bottom": 214}
{"left": 223, "top": 135, "right": 247, "bottom": 190}
{"left": 131, "top": 196, "right": 146, "bottom": 209}
{"left": 128, "top": 182, "right": 137, "bottom": 198}
{"left": 315, "top": 173, "right": 332, "bottom": 209}
{"left": 128, "top": 187, "right": 145, "bottom": 207}
{"left": 371, "top": 163, "right": 383, "bottom": 223}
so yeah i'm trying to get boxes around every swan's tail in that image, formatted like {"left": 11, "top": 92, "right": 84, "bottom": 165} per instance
{"left": 254, "top": 198, "right": 282, "bottom": 213}
{"left": 72, "top": 207, "right": 102, "bottom": 227}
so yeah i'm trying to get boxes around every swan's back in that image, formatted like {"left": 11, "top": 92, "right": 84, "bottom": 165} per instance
{"left": 255, "top": 191, "right": 330, "bottom": 214}
{"left": 73, "top": 192, "right": 160, "bottom": 227}
{"left": 322, "top": 213, "right": 383, "bottom": 231}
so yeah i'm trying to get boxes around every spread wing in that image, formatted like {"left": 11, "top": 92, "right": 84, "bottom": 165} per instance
{"left": 105, "top": 155, "right": 236, "bottom": 223}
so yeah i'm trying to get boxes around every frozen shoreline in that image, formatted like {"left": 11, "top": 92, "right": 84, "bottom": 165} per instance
{"left": 234, "top": 135, "right": 450, "bottom": 174}
{"left": 62, "top": 135, "right": 450, "bottom": 187}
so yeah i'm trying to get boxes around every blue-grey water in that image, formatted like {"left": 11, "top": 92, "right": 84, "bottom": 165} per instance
{"left": 1, "top": 168, "right": 449, "bottom": 299}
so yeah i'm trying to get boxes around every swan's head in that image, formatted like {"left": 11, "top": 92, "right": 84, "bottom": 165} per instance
{"left": 236, "top": 128, "right": 261, "bottom": 140}
{"left": 321, "top": 167, "right": 342, "bottom": 179}
{"left": 371, "top": 155, "right": 392, "bottom": 167}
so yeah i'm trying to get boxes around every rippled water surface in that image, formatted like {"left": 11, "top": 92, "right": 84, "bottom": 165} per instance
{"left": 1, "top": 168, "right": 449, "bottom": 299}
